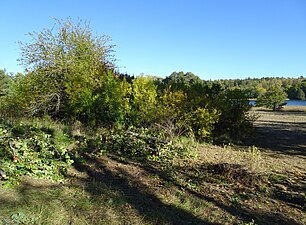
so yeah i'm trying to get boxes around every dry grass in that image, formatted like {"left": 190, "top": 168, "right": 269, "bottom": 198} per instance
{"left": 282, "top": 106, "right": 306, "bottom": 112}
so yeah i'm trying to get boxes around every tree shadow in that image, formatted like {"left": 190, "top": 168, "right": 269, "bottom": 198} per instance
{"left": 73, "top": 154, "right": 218, "bottom": 225}
{"left": 244, "top": 117, "right": 306, "bottom": 157}
{"left": 100, "top": 154, "right": 302, "bottom": 225}
{"left": 1, "top": 153, "right": 303, "bottom": 225}
{"left": 269, "top": 171, "right": 306, "bottom": 212}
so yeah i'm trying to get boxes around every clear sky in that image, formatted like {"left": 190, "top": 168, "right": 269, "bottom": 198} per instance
{"left": 1, "top": 0, "right": 306, "bottom": 80}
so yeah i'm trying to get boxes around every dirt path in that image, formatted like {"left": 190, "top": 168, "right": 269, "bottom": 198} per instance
{"left": 249, "top": 109, "right": 306, "bottom": 157}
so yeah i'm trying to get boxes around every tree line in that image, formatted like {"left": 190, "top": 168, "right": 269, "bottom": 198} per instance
{"left": 217, "top": 77, "right": 306, "bottom": 100}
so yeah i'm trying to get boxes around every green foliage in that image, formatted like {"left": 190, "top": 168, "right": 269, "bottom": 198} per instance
{"left": 16, "top": 18, "right": 115, "bottom": 122}
{"left": 2, "top": 212, "right": 36, "bottom": 225}
{"left": 92, "top": 72, "right": 131, "bottom": 126}
{"left": 162, "top": 71, "right": 202, "bottom": 92}
{"left": 0, "top": 69, "right": 12, "bottom": 97}
{"left": 158, "top": 89, "right": 187, "bottom": 121}
{"left": 0, "top": 70, "right": 21, "bottom": 117}
{"left": 0, "top": 120, "right": 73, "bottom": 186}
{"left": 296, "top": 88, "right": 305, "bottom": 100}
{"left": 286, "top": 84, "right": 306, "bottom": 100}
{"left": 286, "top": 86, "right": 297, "bottom": 99}
{"left": 19, "top": 18, "right": 114, "bottom": 73}
{"left": 155, "top": 137, "right": 199, "bottom": 162}
{"left": 183, "top": 107, "right": 220, "bottom": 140}
{"left": 154, "top": 89, "right": 191, "bottom": 140}
{"left": 256, "top": 86, "right": 287, "bottom": 111}
{"left": 108, "top": 128, "right": 154, "bottom": 159}
{"left": 129, "top": 76, "right": 157, "bottom": 126}
{"left": 154, "top": 74, "right": 223, "bottom": 141}
{"left": 155, "top": 73, "right": 254, "bottom": 143}
{"left": 74, "top": 126, "right": 198, "bottom": 164}
{"left": 212, "top": 89, "right": 254, "bottom": 143}
{"left": 217, "top": 76, "right": 306, "bottom": 101}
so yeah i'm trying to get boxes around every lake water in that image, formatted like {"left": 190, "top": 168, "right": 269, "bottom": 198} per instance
{"left": 250, "top": 100, "right": 306, "bottom": 106}
{"left": 285, "top": 100, "right": 306, "bottom": 106}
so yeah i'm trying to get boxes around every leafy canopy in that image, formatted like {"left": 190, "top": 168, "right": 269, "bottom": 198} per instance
{"left": 256, "top": 86, "right": 287, "bottom": 111}
{"left": 17, "top": 18, "right": 116, "bottom": 120}
{"left": 19, "top": 17, "right": 115, "bottom": 73}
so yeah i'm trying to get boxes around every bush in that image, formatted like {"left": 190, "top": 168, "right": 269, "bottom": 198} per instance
{"left": 0, "top": 120, "right": 73, "bottom": 187}
{"left": 212, "top": 89, "right": 255, "bottom": 143}
{"left": 183, "top": 107, "right": 220, "bottom": 140}
{"left": 129, "top": 76, "right": 158, "bottom": 126}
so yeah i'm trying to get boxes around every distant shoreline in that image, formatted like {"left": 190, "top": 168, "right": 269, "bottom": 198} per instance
{"left": 249, "top": 99, "right": 306, "bottom": 107}
{"left": 251, "top": 105, "right": 306, "bottom": 112}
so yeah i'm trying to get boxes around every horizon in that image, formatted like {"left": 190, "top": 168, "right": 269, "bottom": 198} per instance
{"left": 1, "top": 0, "right": 306, "bottom": 80}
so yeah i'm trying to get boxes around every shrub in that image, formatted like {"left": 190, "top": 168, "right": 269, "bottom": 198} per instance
{"left": 0, "top": 120, "right": 73, "bottom": 187}
{"left": 212, "top": 89, "right": 255, "bottom": 143}
{"left": 129, "top": 76, "right": 158, "bottom": 126}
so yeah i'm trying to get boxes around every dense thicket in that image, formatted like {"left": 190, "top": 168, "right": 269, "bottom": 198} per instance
{"left": 155, "top": 72, "right": 254, "bottom": 143}
{"left": 0, "top": 18, "right": 254, "bottom": 143}
{"left": 0, "top": 19, "right": 255, "bottom": 185}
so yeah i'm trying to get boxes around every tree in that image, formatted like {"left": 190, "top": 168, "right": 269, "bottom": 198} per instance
{"left": 17, "top": 18, "right": 116, "bottom": 121}
{"left": 0, "top": 69, "right": 12, "bottom": 97}
{"left": 301, "top": 82, "right": 306, "bottom": 94}
{"left": 92, "top": 71, "right": 131, "bottom": 126}
{"left": 0, "top": 70, "right": 25, "bottom": 117}
{"left": 129, "top": 76, "right": 158, "bottom": 126}
{"left": 286, "top": 86, "right": 297, "bottom": 99}
{"left": 256, "top": 86, "right": 287, "bottom": 111}
{"left": 163, "top": 71, "right": 202, "bottom": 92}
{"left": 296, "top": 88, "right": 305, "bottom": 100}
{"left": 211, "top": 89, "right": 254, "bottom": 143}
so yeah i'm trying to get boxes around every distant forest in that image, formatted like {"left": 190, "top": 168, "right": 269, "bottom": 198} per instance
{"left": 216, "top": 76, "right": 306, "bottom": 100}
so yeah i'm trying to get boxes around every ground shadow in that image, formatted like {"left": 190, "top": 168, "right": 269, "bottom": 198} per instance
{"left": 245, "top": 112, "right": 306, "bottom": 156}
{"left": 269, "top": 171, "right": 306, "bottom": 212}
{"left": 145, "top": 163, "right": 302, "bottom": 225}
{"left": 102, "top": 154, "right": 302, "bottom": 225}
{"left": 73, "top": 154, "right": 218, "bottom": 225}
{"left": 1, "top": 153, "right": 303, "bottom": 224}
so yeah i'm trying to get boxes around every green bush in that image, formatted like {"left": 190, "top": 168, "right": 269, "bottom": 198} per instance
{"left": 212, "top": 89, "right": 255, "bottom": 143}
{"left": 183, "top": 107, "right": 220, "bottom": 140}
{"left": 129, "top": 76, "right": 158, "bottom": 126}
{"left": 0, "top": 120, "right": 73, "bottom": 187}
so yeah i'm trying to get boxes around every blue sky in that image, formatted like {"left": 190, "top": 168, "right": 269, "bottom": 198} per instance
{"left": 1, "top": 0, "right": 306, "bottom": 80}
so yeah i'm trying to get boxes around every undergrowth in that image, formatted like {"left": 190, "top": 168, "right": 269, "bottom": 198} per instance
{"left": 0, "top": 118, "right": 199, "bottom": 187}
{"left": 0, "top": 118, "right": 73, "bottom": 187}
